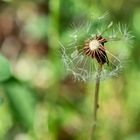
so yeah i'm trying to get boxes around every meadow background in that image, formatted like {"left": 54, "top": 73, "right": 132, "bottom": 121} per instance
{"left": 0, "top": 0, "right": 140, "bottom": 140}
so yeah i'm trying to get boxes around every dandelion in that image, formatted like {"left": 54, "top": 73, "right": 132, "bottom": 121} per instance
{"left": 60, "top": 13, "right": 133, "bottom": 140}
{"left": 60, "top": 15, "right": 133, "bottom": 81}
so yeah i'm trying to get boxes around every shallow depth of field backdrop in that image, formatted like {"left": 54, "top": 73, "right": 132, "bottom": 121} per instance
{"left": 0, "top": 0, "right": 140, "bottom": 140}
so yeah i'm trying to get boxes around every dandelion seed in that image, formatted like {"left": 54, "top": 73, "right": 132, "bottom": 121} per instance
{"left": 60, "top": 14, "right": 133, "bottom": 82}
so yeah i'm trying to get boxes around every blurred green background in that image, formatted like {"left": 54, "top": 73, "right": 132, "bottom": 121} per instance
{"left": 0, "top": 0, "right": 140, "bottom": 140}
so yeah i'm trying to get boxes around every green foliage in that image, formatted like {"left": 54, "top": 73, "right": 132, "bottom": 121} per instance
{"left": 4, "top": 78, "right": 36, "bottom": 129}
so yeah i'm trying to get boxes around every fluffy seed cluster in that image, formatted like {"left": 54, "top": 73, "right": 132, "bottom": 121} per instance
{"left": 60, "top": 14, "right": 133, "bottom": 82}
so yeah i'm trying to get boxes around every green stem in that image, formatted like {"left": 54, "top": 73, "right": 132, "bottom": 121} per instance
{"left": 89, "top": 64, "right": 102, "bottom": 140}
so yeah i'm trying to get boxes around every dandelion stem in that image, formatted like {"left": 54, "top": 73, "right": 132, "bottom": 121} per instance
{"left": 89, "top": 64, "right": 102, "bottom": 140}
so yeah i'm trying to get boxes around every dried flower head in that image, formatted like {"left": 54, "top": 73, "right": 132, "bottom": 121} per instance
{"left": 83, "top": 35, "right": 108, "bottom": 65}
{"left": 60, "top": 14, "right": 133, "bottom": 82}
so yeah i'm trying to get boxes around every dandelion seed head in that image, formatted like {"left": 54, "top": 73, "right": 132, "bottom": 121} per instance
{"left": 60, "top": 13, "right": 133, "bottom": 82}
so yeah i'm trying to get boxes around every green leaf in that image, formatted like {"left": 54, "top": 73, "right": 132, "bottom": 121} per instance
{"left": 4, "top": 78, "right": 36, "bottom": 129}
{"left": 0, "top": 55, "right": 11, "bottom": 82}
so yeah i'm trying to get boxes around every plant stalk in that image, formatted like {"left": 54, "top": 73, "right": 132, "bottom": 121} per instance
{"left": 89, "top": 64, "right": 102, "bottom": 140}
